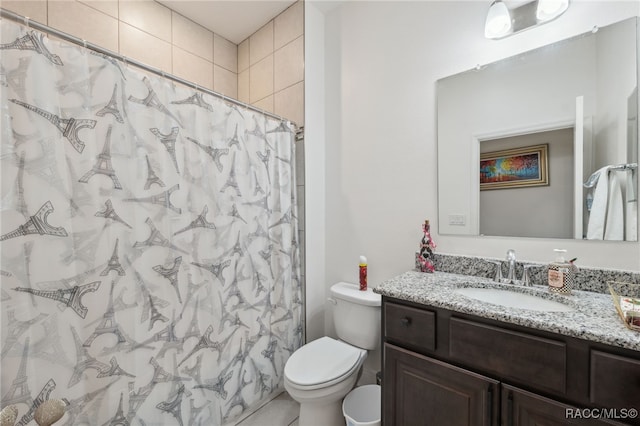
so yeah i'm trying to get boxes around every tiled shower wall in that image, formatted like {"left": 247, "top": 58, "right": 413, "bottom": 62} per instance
{"left": 237, "top": 1, "right": 304, "bottom": 127}
{"left": 1, "top": 0, "right": 307, "bottom": 327}
{"left": 1, "top": 0, "right": 239, "bottom": 97}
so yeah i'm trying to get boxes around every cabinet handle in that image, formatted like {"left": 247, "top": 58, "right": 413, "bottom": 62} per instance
{"left": 487, "top": 385, "right": 493, "bottom": 425}
{"left": 400, "top": 317, "right": 411, "bottom": 327}
{"left": 507, "top": 390, "right": 513, "bottom": 426}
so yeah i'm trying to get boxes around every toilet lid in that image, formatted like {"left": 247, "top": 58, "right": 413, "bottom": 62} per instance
{"left": 285, "top": 337, "right": 364, "bottom": 387}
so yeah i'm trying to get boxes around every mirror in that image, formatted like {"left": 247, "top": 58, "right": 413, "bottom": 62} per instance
{"left": 437, "top": 17, "right": 638, "bottom": 241}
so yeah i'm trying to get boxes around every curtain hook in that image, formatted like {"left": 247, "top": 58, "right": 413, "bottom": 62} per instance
{"left": 24, "top": 16, "right": 30, "bottom": 29}
{"left": 194, "top": 83, "right": 199, "bottom": 93}
{"left": 122, "top": 56, "right": 128, "bottom": 68}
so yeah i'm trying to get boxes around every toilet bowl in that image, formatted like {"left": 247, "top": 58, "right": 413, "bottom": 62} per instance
{"left": 284, "top": 337, "right": 367, "bottom": 425}
{"left": 284, "top": 282, "right": 381, "bottom": 426}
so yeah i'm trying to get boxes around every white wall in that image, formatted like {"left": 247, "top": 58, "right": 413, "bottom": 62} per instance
{"left": 305, "top": 0, "right": 639, "bottom": 379}
{"left": 304, "top": 2, "right": 328, "bottom": 343}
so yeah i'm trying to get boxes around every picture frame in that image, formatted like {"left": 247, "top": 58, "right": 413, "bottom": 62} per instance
{"left": 480, "top": 144, "right": 549, "bottom": 190}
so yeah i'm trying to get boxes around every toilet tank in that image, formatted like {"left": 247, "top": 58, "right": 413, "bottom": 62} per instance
{"left": 330, "top": 282, "right": 381, "bottom": 350}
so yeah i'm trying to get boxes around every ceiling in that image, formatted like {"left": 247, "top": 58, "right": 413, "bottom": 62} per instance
{"left": 157, "top": 0, "right": 297, "bottom": 44}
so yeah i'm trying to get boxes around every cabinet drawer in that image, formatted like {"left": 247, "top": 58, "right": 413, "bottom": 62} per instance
{"left": 590, "top": 349, "right": 640, "bottom": 411}
{"left": 385, "top": 302, "right": 436, "bottom": 353}
{"left": 450, "top": 317, "right": 567, "bottom": 394}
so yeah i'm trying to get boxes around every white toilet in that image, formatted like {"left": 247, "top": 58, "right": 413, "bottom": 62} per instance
{"left": 284, "top": 282, "right": 381, "bottom": 426}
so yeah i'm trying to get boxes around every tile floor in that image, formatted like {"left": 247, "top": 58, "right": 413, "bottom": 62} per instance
{"left": 235, "top": 391, "right": 300, "bottom": 426}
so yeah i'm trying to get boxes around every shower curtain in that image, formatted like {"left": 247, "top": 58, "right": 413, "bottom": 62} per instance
{"left": 0, "top": 18, "right": 302, "bottom": 425}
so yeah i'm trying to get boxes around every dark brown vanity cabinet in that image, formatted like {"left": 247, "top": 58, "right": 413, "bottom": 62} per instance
{"left": 382, "top": 297, "right": 640, "bottom": 426}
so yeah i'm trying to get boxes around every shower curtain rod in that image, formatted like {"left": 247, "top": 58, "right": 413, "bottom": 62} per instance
{"left": 0, "top": 7, "right": 298, "bottom": 128}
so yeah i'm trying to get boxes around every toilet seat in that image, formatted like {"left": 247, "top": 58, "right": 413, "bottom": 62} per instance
{"left": 284, "top": 336, "right": 366, "bottom": 390}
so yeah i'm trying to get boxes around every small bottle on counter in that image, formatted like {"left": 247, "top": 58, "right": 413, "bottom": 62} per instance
{"left": 417, "top": 219, "right": 436, "bottom": 273}
{"left": 359, "top": 255, "right": 368, "bottom": 291}
{"left": 548, "top": 249, "right": 576, "bottom": 294}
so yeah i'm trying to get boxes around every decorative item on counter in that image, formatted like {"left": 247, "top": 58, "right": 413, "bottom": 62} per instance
{"left": 359, "top": 255, "right": 368, "bottom": 291}
{"left": 547, "top": 249, "right": 577, "bottom": 294}
{"left": 608, "top": 281, "right": 640, "bottom": 331}
{"left": 417, "top": 219, "right": 436, "bottom": 273}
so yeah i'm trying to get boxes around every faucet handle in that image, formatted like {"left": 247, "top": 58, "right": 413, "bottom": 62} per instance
{"left": 522, "top": 264, "right": 539, "bottom": 287}
{"left": 487, "top": 260, "right": 503, "bottom": 282}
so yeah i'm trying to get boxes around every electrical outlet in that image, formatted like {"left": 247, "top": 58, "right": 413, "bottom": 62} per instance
{"left": 449, "top": 214, "right": 466, "bottom": 226}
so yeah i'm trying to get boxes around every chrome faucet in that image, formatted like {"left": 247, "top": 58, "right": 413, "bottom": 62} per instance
{"left": 488, "top": 250, "right": 540, "bottom": 286}
{"left": 506, "top": 249, "right": 517, "bottom": 283}
{"left": 521, "top": 264, "right": 538, "bottom": 287}
{"left": 488, "top": 260, "right": 503, "bottom": 282}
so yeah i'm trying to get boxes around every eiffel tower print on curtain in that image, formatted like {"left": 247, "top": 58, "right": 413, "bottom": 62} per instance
{"left": 78, "top": 125, "right": 123, "bottom": 189}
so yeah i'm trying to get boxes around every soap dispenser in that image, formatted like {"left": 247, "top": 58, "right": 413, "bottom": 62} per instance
{"left": 548, "top": 249, "right": 575, "bottom": 294}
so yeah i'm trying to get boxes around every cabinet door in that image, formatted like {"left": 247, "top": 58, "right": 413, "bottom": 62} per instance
{"left": 590, "top": 349, "right": 640, "bottom": 414}
{"left": 502, "top": 384, "right": 626, "bottom": 426}
{"left": 384, "top": 343, "right": 499, "bottom": 426}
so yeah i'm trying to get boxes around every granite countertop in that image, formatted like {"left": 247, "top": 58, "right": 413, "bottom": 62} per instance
{"left": 374, "top": 270, "right": 640, "bottom": 352}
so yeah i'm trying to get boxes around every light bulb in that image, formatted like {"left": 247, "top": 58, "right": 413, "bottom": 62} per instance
{"left": 485, "top": 1, "right": 512, "bottom": 39}
{"left": 536, "top": 0, "right": 569, "bottom": 22}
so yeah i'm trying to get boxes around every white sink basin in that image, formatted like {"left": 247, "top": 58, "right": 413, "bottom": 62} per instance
{"left": 455, "top": 287, "right": 574, "bottom": 312}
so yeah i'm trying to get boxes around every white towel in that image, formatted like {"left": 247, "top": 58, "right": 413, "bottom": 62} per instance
{"left": 587, "top": 166, "right": 611, "bottom": 240}
{"left": 626, "top": 169, "right": 637, "bottom": 241}
{"left": 604, "top": 171, "right": 624, "bottom": 240}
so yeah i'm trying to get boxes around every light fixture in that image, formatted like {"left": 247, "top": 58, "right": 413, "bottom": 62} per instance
{"left": 485, "top": 0, "right": 570, "bottom": 40}
{"left": 485, "top": 0, "right": 512, "bottom": 39}
{"left": 536, "top": 0, "right": 569, "bottom": 22}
